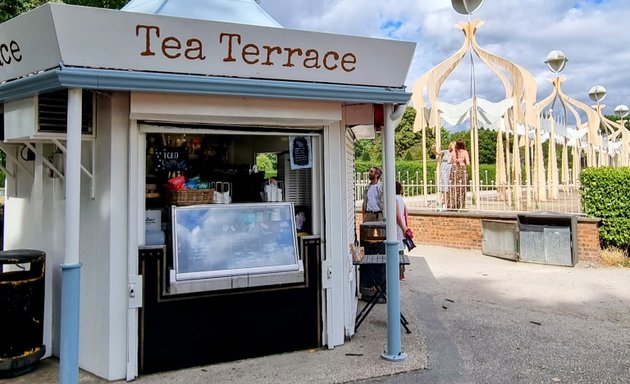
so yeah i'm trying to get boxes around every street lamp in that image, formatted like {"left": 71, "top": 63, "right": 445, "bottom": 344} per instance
{"left": 614, "top": 104, "right": 629, "bottom": 166}
{"left": 544, "top": 50, "right": 569, "bottom": 196}
{"left": 545, "top": 50, "right": 568, "bottom": 73}
{"left": 588, "top": 85, "right": 607, "bottom": 103}
{"left": 614, "top": 104, "right": 629, "bottom": 126}
{"left": 589, "top": 85, "right": 608, "bottom": 166}
{"left": 451, "top": 0, "right": 485, "bottom": 15}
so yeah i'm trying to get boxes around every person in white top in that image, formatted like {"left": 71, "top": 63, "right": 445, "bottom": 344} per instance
{"left": 395, "top": 181, "right": 410, "bottom": 280}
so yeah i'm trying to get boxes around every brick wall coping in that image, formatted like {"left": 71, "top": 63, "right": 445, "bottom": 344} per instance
{"left": 357, "top": 208, "right": 600, "bottom": 225}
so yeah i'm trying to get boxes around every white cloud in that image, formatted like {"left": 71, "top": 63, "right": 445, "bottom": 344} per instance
{"left": 260, "top": 0, "right": 630, "bottom": 118}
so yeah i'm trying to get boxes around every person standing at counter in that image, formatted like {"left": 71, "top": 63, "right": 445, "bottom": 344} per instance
{"left": 362, "top": 166, "right": 384, "bottom": 222}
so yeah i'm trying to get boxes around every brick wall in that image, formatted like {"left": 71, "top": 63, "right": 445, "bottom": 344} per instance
{"left": 356, "top": 210, "right": 601, "bottom": 262}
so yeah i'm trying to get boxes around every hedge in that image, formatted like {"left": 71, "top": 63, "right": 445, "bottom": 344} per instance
{"left": 356, "top": 160, "right": 497, "bottom": 186}
{"left": 580, "top": 167, "right": 630, "bottom": 248}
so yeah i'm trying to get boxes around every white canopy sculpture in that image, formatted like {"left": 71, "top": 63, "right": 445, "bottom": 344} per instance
{"left": 411, "top": 18, "right": 538, "bottom": 210}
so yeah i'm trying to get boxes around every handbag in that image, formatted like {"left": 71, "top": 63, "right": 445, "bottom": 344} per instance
{"left": 403, "top": 206, "right": 416, "bottom": 251}
{"left": 402, "top": 236, "right": 416, "bottom": 251}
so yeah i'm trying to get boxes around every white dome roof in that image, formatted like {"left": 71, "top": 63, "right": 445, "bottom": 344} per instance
{"left": 122, "top": 0, "right": 282, "bottom": 27}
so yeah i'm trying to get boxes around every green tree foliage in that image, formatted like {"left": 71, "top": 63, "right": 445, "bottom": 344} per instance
{"left": 64, "top": 0, "right": 128, "bottom": 8}
{"left": 394, "top": 107, "right": 418, "bottom": 158}
{"left": 417, "top": 126, "right": 450, "bottom": 160}
{"left": 605, "top": 114, "right": 629, "bottom": 130}
{"left": 477, "top": 128, "right": 497, "bottom": 164}
{"left": 1, "top": 0, "right": 41, "bottom": 22}
{"left": 353, "top": 106, "right": 499, "bottom": 166}
{"left": 580, "top": 167, "right": 630, "bottom": 249}
{"left": 448, "top": 130, "right": 470, "bottom": 151}
{"left": 255, "top": 153, "right": 276, "bottom": 178}
{"left": 1, "top": 0, "right": 126, "bottom": 23}
{"left": 354, "top": 139, "right": 372, "bottom": 161}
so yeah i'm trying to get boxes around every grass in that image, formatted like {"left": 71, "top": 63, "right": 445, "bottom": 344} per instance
{"left": 599, "top": 247, "right": 630, "bottom": 268}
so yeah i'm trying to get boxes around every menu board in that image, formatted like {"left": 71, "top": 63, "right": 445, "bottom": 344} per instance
{"left": 154, "top": 147, "right": 189, "bottom": 172}
{"left": 289, "top": 136, "right": 312, "bottom": 170}
{"left": 171, "top": 202, "right": 300, "bottom": 281}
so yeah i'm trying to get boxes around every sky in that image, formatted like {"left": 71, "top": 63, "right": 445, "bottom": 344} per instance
{"left": 259, "top": 0, "right": 630, "bottom": 121}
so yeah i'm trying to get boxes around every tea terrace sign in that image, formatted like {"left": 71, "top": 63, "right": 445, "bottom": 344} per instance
{"left": 0, "top": 4, "right": 415, "bottom": 87}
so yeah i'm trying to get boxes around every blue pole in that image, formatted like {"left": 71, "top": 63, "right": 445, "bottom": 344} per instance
{"left": 381, "top": 239, "right": 407, "bottom": 362}
{"left": 59, "top": 263, "right": 81, "bottom": 384}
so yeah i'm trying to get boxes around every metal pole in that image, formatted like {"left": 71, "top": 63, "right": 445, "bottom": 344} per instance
{"left": 60, "top": 88, "right": 83, "bottom": 384}
{"left": 381, "top": 104, "right": 407, "bottom": 362}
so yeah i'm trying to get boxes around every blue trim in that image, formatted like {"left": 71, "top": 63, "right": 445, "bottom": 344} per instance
{"left": 0, "top": 67, "right": 411, "bottom": 104}
{"left": 381, "top": 240, "right": 408, "bottom": 362}
{"left": 59, "top": 263, "right": 82, "bottom": 384}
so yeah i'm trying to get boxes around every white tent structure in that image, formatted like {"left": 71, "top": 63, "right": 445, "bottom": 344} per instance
{"left": 122, "top": 0, "right": 282, "bottom": 27}
{"left": 411, "top": 18, "right": 538, "bottom": 210}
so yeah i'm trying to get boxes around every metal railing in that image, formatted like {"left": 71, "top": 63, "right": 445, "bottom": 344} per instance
{"left": 355, "top": 171, "right": 582, "bottom": 214}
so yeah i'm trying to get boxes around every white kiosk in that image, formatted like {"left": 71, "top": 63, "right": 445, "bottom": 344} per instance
{"left": 0, "top": 2, "right": 415, "bottom": 380}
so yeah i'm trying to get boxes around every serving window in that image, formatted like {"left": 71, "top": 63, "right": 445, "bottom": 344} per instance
{"left": 141, "top": 125, "right": 318, "bottom": 294}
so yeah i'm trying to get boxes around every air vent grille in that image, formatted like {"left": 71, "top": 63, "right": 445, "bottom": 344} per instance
{"left": 38, "top": 89, "right": 94, "bottom": 135}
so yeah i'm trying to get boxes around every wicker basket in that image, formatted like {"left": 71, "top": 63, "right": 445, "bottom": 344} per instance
{"left": 165, "top": 189, "right": 215, "bottom": 206}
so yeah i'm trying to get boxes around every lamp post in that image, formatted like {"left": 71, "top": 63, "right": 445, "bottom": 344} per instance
{"left": 543, "top": 50, "right": 568, "bottom": 198}
{"left": 452, "top": 0, "right": 486, "bottom": 209}
{"left": 614, "top": 104, "right": 628, "bottom": 126}
{"left": 614, "top": 104, "right": 629, "bottom": 165}
{"left": 545, "top": 50, "right": 568, "bottom": 74}
{"left": 589, "top": 85, "right": 608, "bottom": 166}
{"left": 451, "top": 0, "right": 486, "bottom": 15}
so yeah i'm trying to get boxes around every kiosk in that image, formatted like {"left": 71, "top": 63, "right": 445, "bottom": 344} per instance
{"left": 0, "top": 2, "right": 415, "bottom": 380}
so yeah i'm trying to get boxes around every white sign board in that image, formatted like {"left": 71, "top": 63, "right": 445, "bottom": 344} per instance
{"left": 0, "top": 4, "right": 416, "bottom": 87}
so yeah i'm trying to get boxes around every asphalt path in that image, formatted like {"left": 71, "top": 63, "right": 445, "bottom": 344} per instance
{"left": 362, "top": 246, "right": 630, "bottom": 384}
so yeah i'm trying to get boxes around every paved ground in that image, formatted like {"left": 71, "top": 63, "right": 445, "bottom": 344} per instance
{"left": 4, "top": 245, "right": 630, "bottom": 383}
{"left": 364, "top": 246, "right": 630, "bottom": 383}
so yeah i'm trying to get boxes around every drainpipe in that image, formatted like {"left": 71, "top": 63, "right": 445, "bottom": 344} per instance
{"left": 381, "top": 103, "right": 407, "bottom": 362}
{"left": 59, "top": 88, "right": 83, "bottom": 384}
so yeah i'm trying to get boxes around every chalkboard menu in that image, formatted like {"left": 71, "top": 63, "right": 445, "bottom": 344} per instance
{"left": 171, "top": 202, "right": 300, "bottom": 281}
{"left": 289, "top": 136, "right": 312, "bottom": 170}
{"left": 154, "top": 147, "right": 189, "bottom": 172}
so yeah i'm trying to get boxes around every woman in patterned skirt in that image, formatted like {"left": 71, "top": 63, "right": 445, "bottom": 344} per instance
{"left": 448, "top": 139, "right": 470, "bottom": 210}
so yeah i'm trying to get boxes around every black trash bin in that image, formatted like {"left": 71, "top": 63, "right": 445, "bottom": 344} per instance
{"left": 359, "top": 221, "right": 386, "bottom": 302}
{"left": 0, "top": 249, "right": 46, "bottom": 378}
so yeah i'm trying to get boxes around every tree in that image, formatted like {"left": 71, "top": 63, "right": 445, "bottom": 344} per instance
{"left": 394, "top": 107, "right": 418, "bottom": 158}
{"left": 354, "top": 139, "right": 372, "bottom": 160}
{"left": 1, "top": 0, "right": 126, "bottom": 23}
{"left": 64, "top": 0, "right": 127, "bottom": 9}
{"left": 477, "top": 128, "right": 497, "bottom": 164}
{"left": 424, "top": 127, "right": 451, "bottom": 159}
{"left": 448, "top": 130, "right": 471, "bottom": 152}
{"left": 255, "top": 153, "right": 276, "bottom": 176}
{"left": 605, "top": 114, "right": 629, "bottom": 129}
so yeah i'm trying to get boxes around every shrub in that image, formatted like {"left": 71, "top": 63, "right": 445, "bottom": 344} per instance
{"left": 580, "top": 167, "right": 630, "bottom": 249}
